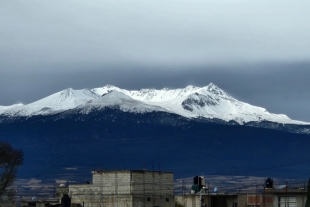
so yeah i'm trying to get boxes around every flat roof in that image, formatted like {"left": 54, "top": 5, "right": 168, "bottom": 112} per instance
{"left": 21, "top": 199, "right": 59, "bottom": 203}
{"left": 91, "top": 169, "right": 173, "bottom": 174}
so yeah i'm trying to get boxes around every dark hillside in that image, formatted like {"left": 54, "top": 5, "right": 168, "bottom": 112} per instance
{"left": 0, "top": 108, "right": 309, "bottom": 182}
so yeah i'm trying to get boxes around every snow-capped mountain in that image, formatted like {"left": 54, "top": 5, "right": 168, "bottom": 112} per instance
{"left": 1, "top": 88, "right": 99, "bottom": 117}
{"left": 0, "top": 83, "right": 309, "bottom": 127}
{"left": 2, "top": 84, "right": 310, "bottom": 182}
{"left": 74, "top": 91, "right": 168, "bottom": 114}
{"left": 91, "top": 83, "right": 309, "bottom": 125}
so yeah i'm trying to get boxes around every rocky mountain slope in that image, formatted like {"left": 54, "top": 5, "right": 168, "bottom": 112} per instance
{"left": 0, "top": 83, "right": 309, "bottom": 134}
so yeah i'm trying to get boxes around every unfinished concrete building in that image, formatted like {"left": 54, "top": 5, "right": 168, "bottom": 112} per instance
{"left": 69, "top": 170, "right": 174, "bottom": 207}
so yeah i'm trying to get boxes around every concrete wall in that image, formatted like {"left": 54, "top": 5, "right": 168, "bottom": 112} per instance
{"left": 133, "top": 195, "right": 174, "bottom": 207}
{"left": 0, "top": 201, "right": 15, "bottom": 207}
{"left": 69, "top": 194, "right": 132, "bottom": 207}
{"left": 225, "top": 195, "right": 238, "bottom": 207}
{"left": 175, "top": 195, "right": 209, "bottom": 207}
{"left": 131, "top": 171, "right": 174, "bottom": 196}
{"left": 92, "top": 171, "right": 132, "bottom": 194}
{"left": 70, "top": 184, "right": 102, "bottom": 207}
{"left": 70, "top": 170, "right": 174, "bottom": 207}
{"left": 130, "top": 171, "right": 174, "bottom": 207}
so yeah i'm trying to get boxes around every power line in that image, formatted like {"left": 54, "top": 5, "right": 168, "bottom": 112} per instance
{"left": 245, "top": 160, "right": 310, "bottom": 173}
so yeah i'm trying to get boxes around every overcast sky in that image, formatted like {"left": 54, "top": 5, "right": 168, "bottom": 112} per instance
{"left": 1, "top": 0, "right": 309, "bottom": 122}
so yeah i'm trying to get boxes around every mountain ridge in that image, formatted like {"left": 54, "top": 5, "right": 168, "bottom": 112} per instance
{"left": 0, "top": 83, "right": 309, "bottom": 133}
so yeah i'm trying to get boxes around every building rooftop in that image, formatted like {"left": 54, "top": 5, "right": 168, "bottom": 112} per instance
{"left": 91, "top": 169, "right": 173, "bottom": 174}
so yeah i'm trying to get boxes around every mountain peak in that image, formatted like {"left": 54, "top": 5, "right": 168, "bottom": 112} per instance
{"left": 206, "top": 82, "right": 220, "bottom": 90}
{"left": 92, "top": 85, "right": 121, "bottom": 97}
{"left": 60, "top": 88, "right": 74, "bottom": 97}
{"left": 202, "top": 83, "right": 228, "bottom": 97}
{"left": 104, "top": 84, "right": 114, "bottom": 87}
{"left": 102, "top": 84, "right": 119, "bottom": 89}
{"left": 185, "top": 85, "right": 199, "bottom": 90}
{"left": 207, "top": 82, "right": 216, "bottom": 87}
{"left": 100, "top": 90, "right": 132, "bottom": 100}
{"left": 0, "top": 88, "right": 99, "bottom": 117}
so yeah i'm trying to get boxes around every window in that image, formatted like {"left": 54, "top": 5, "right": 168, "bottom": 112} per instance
{"left": 147, "top": 197, "right": 151, "bottom": 201}
{"left": 166, "top": 198, "right": 169, "bottom": 202}
{"left": 279, "top": 197, "right": 297, "bottom": 207}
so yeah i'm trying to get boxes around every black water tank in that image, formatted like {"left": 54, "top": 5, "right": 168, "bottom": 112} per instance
{"left": 194, "top": 176, "right": 199, "bottom": 185}
{"left": 193, "top": 176, "right": 202, "bottom": 186}
{"left": 28, "top": 202, "right": 36, "bottom": 206}
{"left": 265, "top": 178, "right": 273, "bottom": 188}
{"left": 61, "top": 194, "right": 71, "bottom": 207}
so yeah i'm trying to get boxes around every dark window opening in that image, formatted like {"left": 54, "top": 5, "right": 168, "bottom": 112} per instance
{"left": 147, "top": 197, "right": 151, "bottom": 201}
{"left": 166, "top": 198, "right": 169, "bottom": 202}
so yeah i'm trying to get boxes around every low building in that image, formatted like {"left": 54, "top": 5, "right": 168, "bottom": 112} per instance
{"left": 267, "top": 188, "right": 307, "bottom": 207}
{"left": 176, "top": 189, "right": 307, "bottom": 207}
{"left": 175, "top": 194, "right": 238, "bottom": 207}
{"left": 69, "top": 170, "right": 174, "bottom": 207}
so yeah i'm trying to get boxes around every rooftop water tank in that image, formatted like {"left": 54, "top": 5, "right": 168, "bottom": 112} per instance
{"left": 265, "top": 178, "right": 273, "bottom": 188}
{"left": 61, "top": 194, "right": 71, "bottom": 207}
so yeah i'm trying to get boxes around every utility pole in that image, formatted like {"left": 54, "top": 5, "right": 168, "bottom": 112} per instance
{"left": 302, "top": 182, "right": 306, "bottom": 207}
{"left": 285, "top": 181, "right": 288, "bottom": 207}
{"left": 182, "top": 181, "right": 185, "bottom": 195}
{"left": 208, "top": 182, "right": 210, "bottom": 207}
{"left": 179, "top": 180, "right": 185, "bottom": 207}
{"left": 255, "top": 184, "right": 257, "bottom": 207}
{"left": 200, "top": 187, "right": 208, "bottom": 207}
{"left": 47, "top": 184, "right": 56, "bottom": 198}
{"left": 263, "top": 184, "right": 265, "bottom": 207}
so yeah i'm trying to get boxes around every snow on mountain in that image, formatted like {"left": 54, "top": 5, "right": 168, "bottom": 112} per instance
{"left": 1, "top": 88, "right": 99, "bottom": 117}
{"left": 92, "top": 83, "right": 309, "bottom": 125}
{"left": 0, "top": 103, "right": 24, "bottom": 113}
{"left": 74, "top": 91, "right": 168, "bottom": 114}
{"left": 91, "top": 84, "right": 202, "bottom": 102}
{"left": 0, "top": 83, "right": 309, "bottom": 126}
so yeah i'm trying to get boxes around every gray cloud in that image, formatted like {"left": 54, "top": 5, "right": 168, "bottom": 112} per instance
{"left": 1, "top": 1, "right": 309, "bottom": 122}
{"left": 1, "top": 0, "right": 310, "bottom": 67}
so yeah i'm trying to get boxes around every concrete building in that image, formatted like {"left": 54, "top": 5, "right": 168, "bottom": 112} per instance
{"left": 262, "top": 188, "right": 307, "bottom": 207}
{"left": 69, "top": 170, "right": 174, "bottom": 207}
{"left": 175, "top": 189, "right": 307, "bottom": 207}
{"left": 175, "top": 194, "right": 238, "bottom": 207}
